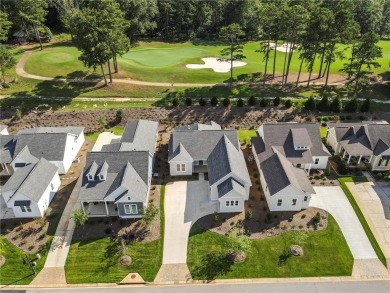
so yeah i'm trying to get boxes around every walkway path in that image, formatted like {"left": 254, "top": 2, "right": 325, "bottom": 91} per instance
{"left": 155, "top": 175, "right": 218, "bottom": 282}
{"left": 310, "top": 186, "right": 388, "bottom": 277}
{"left": 16, "top": 50, "right": 349, "bottom": 88}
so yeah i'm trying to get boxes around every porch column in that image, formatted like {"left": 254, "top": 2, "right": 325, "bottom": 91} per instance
{"left": 368, "top": 155, "right": 373, "bottom": 163}
{"left": 80, "top": 201, "right": 85, "bottom": 213}
{"left": 347, "top": 154, "right": 351, "bottom": 165}
{"left": 306, "top": 164, "right": 311, "bottom": 176}
{"left": 343, "top": 150, "right": 347, "bottom": 159}
{"left": 357, "top": 155, "right": 362, "bottom": 164}
{"left": 104, "top": 201, "right": 109, "bottom": 216}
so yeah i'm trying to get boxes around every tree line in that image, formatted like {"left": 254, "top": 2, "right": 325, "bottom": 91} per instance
{"left": 0, "top": 0, "right": 388, "bottom": 90}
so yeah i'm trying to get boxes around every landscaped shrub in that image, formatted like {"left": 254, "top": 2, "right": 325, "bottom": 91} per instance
{"left": 198, "top": 97, "right": 206, "bottom": 106}
{"left": 213, "top": 212, "right": 219, "bottom": 222}
{"left": 273, "top": 97, "right": 281, "bottom": 106}
{"left": 340, "top": 115, "right": 345, "bottom": 121}
{"left": 324, "top": 167, "right": 331, "bottom": 176}
{"left": 304, "top": 97, "right": 316, "bottom": 111}
{"left": 358, "top": 115, "right": 366, "bottom": 121}
{"left": 246, "top": 209, "right": 253, "bottom": 220}
{"left": 344, "top": 98, "right": 358, "bottom": 113}
{"left": 360, "top": 98, "right": 371, "bottom": 112}
{"left": 171, "top": 97, "right": 179, "bottom": 107}
{"left": 185, "top": 97, "right": 192, "bottom": 106}
{"left": 2, "top": 83, "right": 10, "bottom": 88}
{"left": 284, "top": 99, "right": 292, "bottom": 108}
{"left": 265, "top": 212, "right": 272, "bottom": 224}
{"left": 248, "top": 96, "right": 256, "bottom": 106}
{"left": 210, "top": 96, "right": 219, "bottom": 106}
{"left": 260, "top": 98, "right": 269, "bottom": 107}
{"left": 15, "top": 109, "right": 22, "bottom": 120}
{"left": 317, "top": 96, "right": 329, "bottom": 111}
{"left": 337, "top": 160, "right": 348, "bottom": 175}
{"left": 237, "top": 98, "right": 244, "bottom": 107}
{"left": 222, "top": 97, "right": 230, "bottom": 107}
{"left": 115, "top": 109, "right": 123, "bottom": 123}
{"left": 330, "top": 96, "right": 342, "bottom": 113}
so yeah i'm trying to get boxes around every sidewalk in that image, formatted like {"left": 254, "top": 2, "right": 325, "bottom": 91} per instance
{"left": 31, "top": 176, "right": 83, "bottom": 285}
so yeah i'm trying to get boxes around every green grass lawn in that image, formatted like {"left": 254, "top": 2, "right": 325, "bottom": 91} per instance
{"left": 0, "top": 236, "right": 52, "bottom": 285}
{"left": 187, "top": 215, "right": 353, "bottom": 279}
{"left": 23, "top": 40, "right": 390, "bottom": 84}
{"left": 85, "top": 126, "right": 124, "bottom": 142}
{"left": 237, "top": 129, "right": 257, "bottom": 143}
{"left": 320, "top": 127, "right": 327, "bottom": 138}
{"left": 338, "top": 177, "right": 387, "bottom": 266}
{"left": 65, "top": 186, "right": 165, "bottom": 283}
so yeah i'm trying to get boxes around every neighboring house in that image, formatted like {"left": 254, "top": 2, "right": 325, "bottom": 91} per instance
{"left": 327, "top": 122, "right": 390, "bottom": 171}
{"left": 0, "top": 126, "right": 84, "bottom": 175}
{"left": 0, "top": 124, "right": 8, "bottom": 135}
{"left": 1, "top": 158, "right": 60, "bottom": 218}
{"left": 168, "top": 122, "right": 251, "bottom": 213}
{"left": 79, "top": 120, "right": 158, "bottom": 218}
{"left": 252, "top": 123, "right": 329, "bottom": 211}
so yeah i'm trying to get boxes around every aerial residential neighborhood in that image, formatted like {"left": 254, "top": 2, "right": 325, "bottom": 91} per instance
{"left": 0, "top": 0, "right": 390, "bottom": 292}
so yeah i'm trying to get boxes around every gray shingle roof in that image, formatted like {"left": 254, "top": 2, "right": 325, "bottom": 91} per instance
{"left": 217, "top": 178, "right": 246, "bottom": 198}
{"left": 175, "top": 121, "right": 221, "bottom": 131}
{"left": 260, "top": 149, "right": 314, "bottom": 196}
{"left": 0, "top": 135, "right": 16, "bottom": 164}
{"left": 291, "top": 128, "right": 313, "bottom": 147}
{"left": 17, "top": 126, "right": 84, "bottom": 137}
{"left": 2, "top": 158, "right": 58, "bottom": 203}
{"left": 12, "top": 146, "right": 39, "bottom": 164}
{"left": 79, "top": 151, "right": 150, "bottom": 202}
{"left": 14, "top": 133, "right": 68, "bottom": 161}
{"left": 168, "top": 130, "right": 240, "bottom": 161}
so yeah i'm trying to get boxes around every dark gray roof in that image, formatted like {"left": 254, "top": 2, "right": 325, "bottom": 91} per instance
{"left": 175, "top": 121, "right": 221, "bottom": 131}
{"left": 207, "top": 135, "right": 250, "bottom": 186}
{"left": 14, "top": 133, "right": 68, "bottom": 162}
{"left": 169, "top": 130, "right": 240, "bottom": 161}
{"left": 79, "top": 151, "right": 150, "bottom": 202}
{"left": 0, "top": 135, "right": 16, "bottom": 164}
{"left": 253, "top": 123, "right": 330, "bottom": 164}
{"left": 217, "top": 178, "right": 246, "bottom": 198}
{"left": 17, "top": 126, "right": 84, "bottom": 137}
{"left": 329, "top": 123, "right": 390, "bottom": 156}
{"left": 2, "top": 158, "right": 58, "bottom": 202}
{"left": 260, "top": 149, "right": 314, "bottom": 196}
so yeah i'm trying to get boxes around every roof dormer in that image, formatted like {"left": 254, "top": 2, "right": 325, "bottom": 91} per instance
{"left": 86, "top": 161, "right": 98, "bottom": 181}
{"left": 291, "top": 128, "right": 312, "bottom": 151}
{"left": 97, "top": 161, "right": 109, "bottom": 181}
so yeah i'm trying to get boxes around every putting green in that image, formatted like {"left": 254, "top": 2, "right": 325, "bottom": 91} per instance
{"left": 121, "top": 47, "right": 206, "bottom": 67}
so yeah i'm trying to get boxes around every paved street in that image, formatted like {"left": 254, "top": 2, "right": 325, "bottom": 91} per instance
{"left": 310, "top": 186, "right": 388, "bottom": 276}
{"left": 4, "top": 280, "right": 390, "bottom": 293}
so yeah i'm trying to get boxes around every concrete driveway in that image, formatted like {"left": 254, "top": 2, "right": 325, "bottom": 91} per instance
{"left": 310, "top": 186, "right": 388, "bottom": 276}
{"left": 156, "top": 175, "right": 217, "bottom": 281}
{"left": 345, "top": 180, "right": 390, "bottom": 269}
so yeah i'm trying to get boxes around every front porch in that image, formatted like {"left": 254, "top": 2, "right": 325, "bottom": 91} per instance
{"left": 81, "top": 201, "right": 119, "bottom": 217}
{"left": 341, "top": 148, "right": 371, "bottom": 167}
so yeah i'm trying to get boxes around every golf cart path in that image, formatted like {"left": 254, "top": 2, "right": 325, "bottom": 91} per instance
{"left": 16, "top": 50, "right": 350, "bottom": 87}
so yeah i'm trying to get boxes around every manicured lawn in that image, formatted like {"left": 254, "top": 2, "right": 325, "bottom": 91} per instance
{"left": 0, "top": 236, "right": 52, "bottom": 285}
{"left": 237, "top": 130, "right": 257, "bottom": 143}
{"left": 187, "top": 215, "right": 353, "bottom": 279}
{"left": 320, "top": 127, "right": 327, "bottom": 138}
{"left": 85, "top": 126, "right": 124, "bottom": 142}
{"left": 23, "top": 40, "right": 390, "bottom": 84}
{"left": 338, "top": 177, "right": 387, "bottom": 266}
{"left": 65, "top": 186, "right": 165, "bottom": 283}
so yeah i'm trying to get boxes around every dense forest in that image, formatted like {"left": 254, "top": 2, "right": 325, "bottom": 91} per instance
{"left": 0, "top": 0, "right": 389, "bottom": 91}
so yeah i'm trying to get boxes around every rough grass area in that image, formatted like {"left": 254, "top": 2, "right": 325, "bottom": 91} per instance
{"left": 0, "top": 236, "right": 52, "bottom": 285}
{"left": 237, "top": 129, "right": 257, "bottom": 143}
{"left": 338, "top": 176, "right": 387, "bottom": 266}
{"left": 187, "top": 215, "right": 353, "bottom": 279}
{"left": 64, "top": 186, "right": 165, "bottom": 283}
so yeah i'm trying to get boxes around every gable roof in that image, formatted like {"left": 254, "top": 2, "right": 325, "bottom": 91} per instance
{"left": 14, "top": 133, "right": 68, "bottom": 161}
{"left": 175, "top": 121, "right": 222, "bottom": 131}
{"left": 2, "top": 158, "right": 58, "bottom": 202}
{"left": 260, "top": 148, "right": 314, "bottom": 196}
{"left": 101, "top": 120, "right": 158, "bottom": 154}
{"left": 17, "top": 126, "right": 84, "bottom": 137}
{"left": 78, "top": 151, "right": 150, "bottom": 202}
{"left": 217, "top": 178, "right": 246, "bottom": 198}
{"left": 208, "top": 135, "right": 250, "bottom": 186}
{"left": 12, "top": 146, "right": 39, "bottom": 164}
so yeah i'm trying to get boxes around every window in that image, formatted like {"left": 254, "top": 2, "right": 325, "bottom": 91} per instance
{"left": 304, "top": 196, "right": 308, "bottom": 201}
{"left": 51, "top": 183, "right": 54, "bottom": 190}
{"left": 176, "top": 164, "right": 186, "bottom": 172}
{"left": 296, "top": 164, "right": 301, "bottom": 168}
{"left": 88, "top": 175, "right": 93, "bottom": 180}
{"left": 226, "top": 201, "right": 239, "bottom": 207}
{"left": 292, "top": 199, "right": 297, "bottom": 206}
{"left": 235, "top": 200, "right": 239, "bottom": 206}
{"left": 314, "top": 158, "right": 319, "bottom": 165}
{"left": 15, "top": 163, "right": 26, "bottom": 168}
{"left": 20, "top": 206, "right": 31, "bottom": 212}
{"left": 124, "top": 204, "right": 138, "bottom": 214}
{"left": 277, "top": 199, "right": 282, "bottom": 206}
{"left": 226, "top": 201, "right": 230, "bottom": 206}
{"left": 378, "top": 159, "right": 389, "bottom": 167}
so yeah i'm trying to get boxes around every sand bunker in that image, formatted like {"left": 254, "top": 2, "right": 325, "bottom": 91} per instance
{"left": 269, "top": 42, "right": 296, "bottom": 53}
{"left": 186, "top": 57, "right": 247, "bottom": 73}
